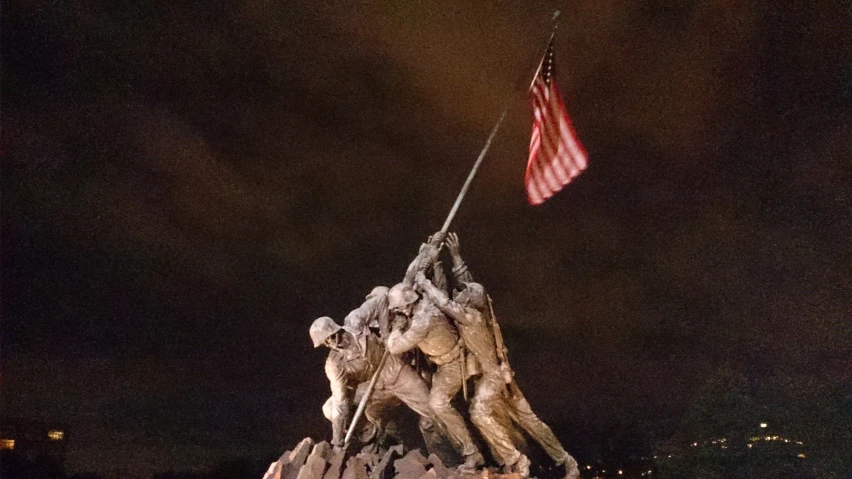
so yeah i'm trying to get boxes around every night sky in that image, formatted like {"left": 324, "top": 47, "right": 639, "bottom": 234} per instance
{"left": 3, "top": 1, "right": 851, "bottom": 476}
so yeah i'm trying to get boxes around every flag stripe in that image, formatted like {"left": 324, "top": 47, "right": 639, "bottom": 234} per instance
{"left": 552, "top": 83, "right": 587, "bottom": 168}
{"left": 526, "top": 39, "right": 587, "bottom": 205}
{"left": 539, "top": 98, "right": 574, "bottom": 182}
{"left": 541, "top": 86, "right": 583, "bottom": 176}
{"left": 526, "top": 139, "right": 547, "bottom": 202}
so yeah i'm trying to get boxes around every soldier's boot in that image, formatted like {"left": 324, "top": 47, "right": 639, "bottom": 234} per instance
{"left": 556, "top": 454, "right": 580, "bottom": 479}
{"left": 508, "top": 454, "right": 531, "bottom": 478}
{"left": 458, "top": 451, "right": 484, "bottom": 473}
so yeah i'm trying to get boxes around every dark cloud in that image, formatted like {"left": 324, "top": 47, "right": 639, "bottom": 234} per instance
{"left": 3, "top": 0, "right": 851, "bottom": 475}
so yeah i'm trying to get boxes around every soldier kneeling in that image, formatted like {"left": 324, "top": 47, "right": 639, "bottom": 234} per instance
{"left": 310, "top": 316, "right": 438, "bottom": 453}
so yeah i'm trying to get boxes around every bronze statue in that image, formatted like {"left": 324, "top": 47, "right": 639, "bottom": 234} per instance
{"left": 299, "top": 62, "right": 589, "bottom": 472}
{"left": 308, "top": 231, "right": 580, "bottom": 477}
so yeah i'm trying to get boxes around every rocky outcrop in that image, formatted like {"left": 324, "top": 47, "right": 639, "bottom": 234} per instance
{"left": 264, "top": 438, "right": 528, "bottom": 479}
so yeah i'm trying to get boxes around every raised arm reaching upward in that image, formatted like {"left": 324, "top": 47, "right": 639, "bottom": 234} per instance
{"left": 446, "top": 232, "right": 474, "bottom": 283}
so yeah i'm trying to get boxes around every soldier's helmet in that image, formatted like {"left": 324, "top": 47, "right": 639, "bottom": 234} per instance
{"left": 366, "top": 286, "right": 389, "bottom": 300}
{"left": 456, "top": 281, "right": 487, "bottom": 310}
{"left": 387, "top": 282, "right": 419, "bottom": 312}
{"left": 310, "top": 316, "right": 342, "bottom": 348}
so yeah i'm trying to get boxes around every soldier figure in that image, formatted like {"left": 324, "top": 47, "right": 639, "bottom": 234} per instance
{"left": 415, "top": 268, "right": 532, "bottom": 476}
{"left": 385, "top": 244, "right": 485, "bottom": 472}
{"left": 309, "top": 316, "right": 435, "bottom": 452}
{"left": 344, "top": 286, "right": 391, "bottom": 339}
{"left": 443, "top": 232, "right": 582, "bottom": 479}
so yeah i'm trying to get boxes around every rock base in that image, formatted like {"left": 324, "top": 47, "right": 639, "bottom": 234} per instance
{"left": 262, "top": 438, "right": 526, "bottom": 479}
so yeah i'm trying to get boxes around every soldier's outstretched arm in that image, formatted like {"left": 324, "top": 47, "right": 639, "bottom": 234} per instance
{"left": 402, "top": 233, "right": 445, "bottom": 286}
{"left": 379, "top": 312, "right": 392, "bottom": 340}
{"left": 343, "top": 295, "right": 383, "bottom": 332}
{"left": 387, "top": 314, "right": 430, "bottom": 355}
{"left": 325, "top": 356, "right": 352, "bottom": 446}
{"left": 431, "top": 260, "right": 449, "bottom": 294}
{"left": 415, "top": 271, "right": 468, "bottom": 325}
{"left": 402, "top": 245, "right": 434, "bottom": 286}
{"left": 446, "top": 232, "right": 474, "bottom": 283}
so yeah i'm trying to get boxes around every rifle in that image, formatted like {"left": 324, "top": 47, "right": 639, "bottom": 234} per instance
{"left": 486, "top": 294, "right": 520, "bottom": 397}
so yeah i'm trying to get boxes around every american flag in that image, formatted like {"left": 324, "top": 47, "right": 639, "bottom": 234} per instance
{"left": 526, "top": 37, "right": 587, "bottom": 205}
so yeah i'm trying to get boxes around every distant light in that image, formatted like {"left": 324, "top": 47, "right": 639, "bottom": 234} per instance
{"left": 0, "top": 439, "right": 14, "bottom": 450}
{"left": 48, "top": 430, "right": 64, "bottom": 441}
{"left": 586, "top": 465, "right": 592, "bottom": 470}
{"left": 618, "top": 470, "right": 623, "bottom": 475}
{"left": 797, "top": 453, "right": 806, "bottom": 459}
{"left": 692, "top": 442, "right": 698, "bottom": 446}
{"left": 760, "top": 423, "right": 768, "bottom": 428}
{"left": 648, "top": 471, "right": 653, "bottom": 474}
{"left": 747, "top": 444, "right": 753, "bottom": 448}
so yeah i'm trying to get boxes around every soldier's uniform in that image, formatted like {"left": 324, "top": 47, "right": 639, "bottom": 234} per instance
{"left": 310, "top": 317, "right": 434, "bottom": 449}
{"left": 386, "top": 283, "right": 484, "bottom": 469}
{"left": 344, "top": 286, "right": 391, "bottom": 338}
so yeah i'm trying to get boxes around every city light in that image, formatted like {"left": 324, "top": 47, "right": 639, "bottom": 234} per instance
{"left": 0, "top": 439, "right": 14, "bottom": 450}
{"left": 570, "top": 430, "right": 808, "bottom": 478}
{"left": 760, "top": 422, "right": 768, "bottom": 428}
{"left": 749, "top": 434, "right": 803, "bottom": 445}
{"left": 48, "top": 430, "right": 65, "bottom": 440}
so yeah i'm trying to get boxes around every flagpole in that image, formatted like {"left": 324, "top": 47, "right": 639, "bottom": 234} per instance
{"left": 438, "top": 106, "right": 510, "bottom": 234}
{"left": 529, "top": 31, "right": 555, "bottom": 92}
{"left": 343, "top": 17, "right": 562, "bottom": 449}
{"left": 444, "top": 10, "right": 561, "bottom": 232}
{"left": 529, "top": 10, "right": 561, "bottom": 91}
